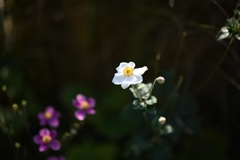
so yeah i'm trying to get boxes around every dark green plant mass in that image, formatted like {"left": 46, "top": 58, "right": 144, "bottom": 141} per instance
{"left": 0, "top": 0, "right": 240, "bottom": 160}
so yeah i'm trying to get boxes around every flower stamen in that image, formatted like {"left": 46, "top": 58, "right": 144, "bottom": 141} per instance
{"left": 123, "top": 66, "right": 134, "bottom": 76}
{"left": 80, "top": 101, "right": 89, "bottom": 109}
{"left": 44, "top": 112, "right": 52, "bottom": 119}
{"left": 42, "top": 135, "right": 52, "bottom": 143}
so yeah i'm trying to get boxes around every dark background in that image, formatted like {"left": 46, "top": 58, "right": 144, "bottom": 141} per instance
{"left": 0, "top": 0, "right": 240, "bottom": 159}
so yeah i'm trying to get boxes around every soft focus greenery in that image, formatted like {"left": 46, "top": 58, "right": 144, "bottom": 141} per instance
{"left": 0, "top": 0, "right": 240, "bottom": 160}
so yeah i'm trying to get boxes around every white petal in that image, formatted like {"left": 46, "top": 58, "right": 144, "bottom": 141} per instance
{"left": 124, "top": 76, "right": 137, "bottom": 84}
{"left": 236, "top": 35, "right": 240, "bottom": 40}
{"left": 221, "top": 26, "right": 228, "bottom": 33}
{"left": 121, "top": 82, "right": 131, "bottom": 89}
{"left": 133, "top": 66, "right": 148, "bottom": 75}
{"left": 133, "top": 75, "right": 143, "bottom": 84}
{"left": 128, "top": 62, "right": 135, "bottom": 68}
{"left": 112, "top": 73, "right": 125, "bottom": 84}
{"left": 218, "top": 32, "right": 229, "bottom": 40}
{"left": 116, "top": 62, "right": 128, "bottom": 72}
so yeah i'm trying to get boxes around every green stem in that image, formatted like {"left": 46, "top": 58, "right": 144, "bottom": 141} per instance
{"left": 0, "top": 117, "right": 15, "bottom": 152}
{"left": 131, "top": 84, "right": 143, "bottom": 102}
{"left": 164, "top": 76, "right": 184, "bottom": 112}
{"left": 131, "top": 85, "right": 152, "bottom": 132}
{"left": 234, "top": 0, "right": 240, "bottom": 18}
{"left": 16, "top": 147, "right": 19, "bottom": 160}
{"left": 147, "top": 79, "right": 157, "bottom": 100}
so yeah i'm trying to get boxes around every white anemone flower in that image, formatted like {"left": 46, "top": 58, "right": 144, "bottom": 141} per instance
{"left": 112, "top": 62, "right": 148, "bottom": 89}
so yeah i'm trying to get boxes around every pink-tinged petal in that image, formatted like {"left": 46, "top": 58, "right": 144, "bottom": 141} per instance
{"left": 39, "top": 144, "right": 48, "bottom": 152}
{"left": 75, "top": 110, "right": 86, "bottom": 121}
{"left": 39, "top": 119, "right": 47, "bottom": 126}
{"left": 59, "top": 156, "right": 65, "bottom": 160}
{"left": 48, "top": 156, "right": 65, "bottom": 160}
{"left": 49, "top": 119, "right": 59, "bottom": 128}
{"left": 50, "top": 140, "right": 61, "bottom": 151}
{"left": 88, "top": 98, "right": 96, "bottom": 108}
{"left": 112, "top": 73, "right": 125, "bottom": 84}
{"left": 40, "top": 128, "right": 50, "bottom": 136}
{"left": 72, "top": 99, "right": 80, "bottom": 107}
{"left": 116, "top": 62, "right": 128, "bottom": 72}
{"left": 133, "top": 75, "right": 143, "bottom": 84}
{"left": 87, "top": 109, "right": 96, "bottom": 115}
{"left": 133, "top": 66, "right": 148, "bottom": 75}
{"left": 121, "top": 82, "right": 130, "bottom": 89}
{"left": 50, "top": 130, "right": 57, "bottom": 138}
{"left": 55, "top": 112, "right": 61, "bottom": 118}
{"left": 128, "top": 62, "right": 135, "bottom": 68}
{"left": 47, "top": 157, "right": 58, "bottom": 160}
{"left": 38, "top": 113, "right": 45, "bottom": 120}
{"left": 76, "top": 94, "right": 86, "bottom": 102}
{"left": 45, "top": 106, "right": 55, "bottom": 113}
{"left": 33, "top": 135, "right": 42, "bottom": 144}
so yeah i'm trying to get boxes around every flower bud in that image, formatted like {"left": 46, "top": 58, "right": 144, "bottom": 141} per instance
{"left": 15, "top": 142, "right": 21, "bottom": 149}
{"left": 21, "top": 100, "right": 27, "bottom": 107}
{"left": 12, "top": 103, "right": 18, "bottom": 112}
{"left": 158, "top": 116, "right": 166, "bottom": 125}
{"left": 1, "top": 85, "right": 7, "bottom": 92}
{"left": 156, "top": 76, "right": 165, "bottom": 84}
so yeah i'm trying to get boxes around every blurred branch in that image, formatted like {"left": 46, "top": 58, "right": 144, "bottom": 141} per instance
{"left": 174, "top": 31, "right": 187, "bottom": 69}
{"left": 164, "top": 76, "right": 184, "bottom": 112}
{"left": 168, "top": 0, "right": 175, "bottom": 8}
{"left": 191, "top": 37, "right": 234, "bottom": 95}
{"left": 217, "top": 68, "right": 240, "bottom": 90}
{"left": 175, "top": 114, "right": 194, "bottom": 135}
{"left": 212, "top": 0, "right": 229, "bottom": 17}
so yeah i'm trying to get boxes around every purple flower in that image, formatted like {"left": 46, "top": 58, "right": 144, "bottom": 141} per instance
{"left": 72, "top": 94, "right": 96, "bottom": 121}
{"left": 47, "top": 156, "right": 65, "bottom": 160}
{"left": 33, "top": 128, "right": 61, "bottom": 152}
{"left": 38, "top": 106, "right": 60, "bottom": 128}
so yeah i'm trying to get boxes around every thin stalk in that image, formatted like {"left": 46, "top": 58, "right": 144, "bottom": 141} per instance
{"left": 131, "top": 85, "right": 152, "bottom": 132}
{"left": 191, "top": 37, "right": 234, "bottom": 95}
{"left": 217, "top": 68, "right": 240, "bottom": 90}
{"left": 212, "top": 0, "right": 229, "bottom": 17}
{"left": 16, "top": 147, "right": 19, "bottom": 160}
{"left": 164, "top": 76, "right": 184, "bottom": 112}
{"left": 0, "top": 118, "right": 15, "bottom": 152}
{"left": 174, "top": 32, "right": 186, "bottom": 68}
{"left": 154, "top": 51, "right": 161, "bottom": 78}
{"left": 131, "top": 84, "right": 143, "bottom": 102}
{"left": 147, "top": 79, "right": 157, "bottom": 100}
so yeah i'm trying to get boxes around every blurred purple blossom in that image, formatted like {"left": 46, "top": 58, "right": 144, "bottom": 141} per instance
{"left": 38, "top": 106, "right": 60, "bottom": 128}
{"left": 33, "top": 128, "right": 61, "bottom": 152}
{"left": 47, "top": 156, "right": 65, "bottom": 160}
{"left": 72, "top": 94, "right": 96, "bottom": 121}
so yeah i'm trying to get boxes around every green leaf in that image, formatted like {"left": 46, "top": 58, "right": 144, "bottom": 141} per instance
{"left": 145, "top": 96, "right": 157, "bottom": 105}
{"left": 146, "top": 106, "right": 157, "bottom": 115}
{"left": 132, "top": 100, "right": 144, "bottom": 110}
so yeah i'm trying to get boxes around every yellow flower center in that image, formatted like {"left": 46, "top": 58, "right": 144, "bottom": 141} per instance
{"left": 123, "top": 66, "right": 134, "bottom": 76}
{"left": 44, "top": 112, "right": 52, "bottom": 119}
{"left": 80, "top": 101, "right": 89, "bottom": 109}
{"left": 42, "top": 135, "right": 52, "bottom": 143}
